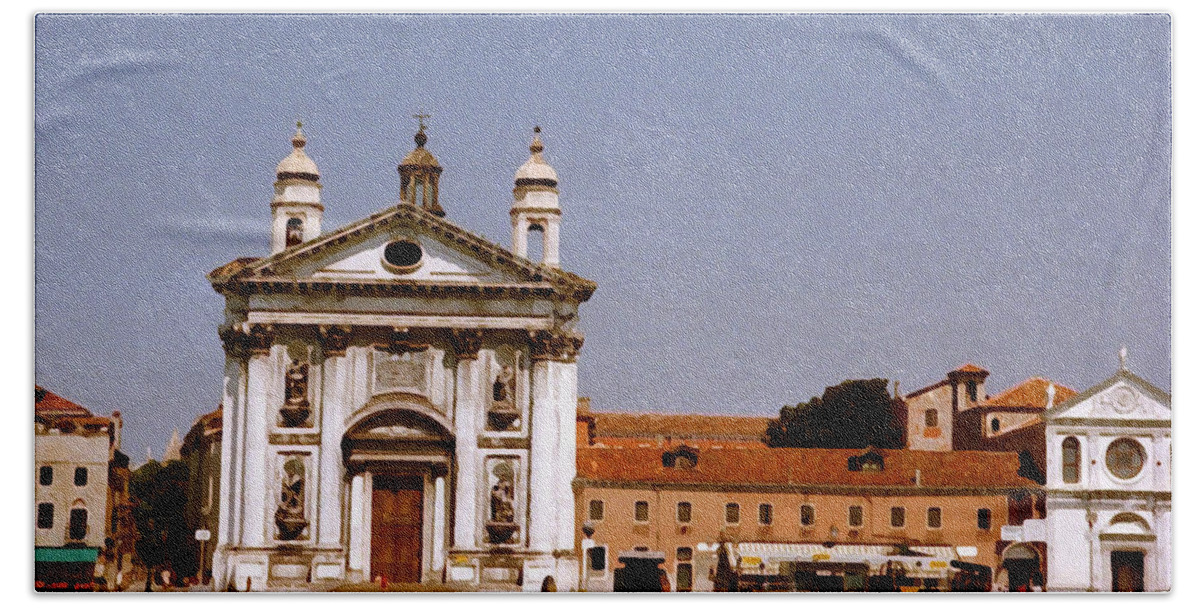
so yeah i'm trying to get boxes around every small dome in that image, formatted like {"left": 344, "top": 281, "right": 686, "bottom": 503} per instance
{"left": 514, "top": 127, "right": 558, "bottom": 184}
{"left": 276, "top": 122, "right": 320, "bottom": 181}
{"left": 400, "top": 125, "right": 441, "bottom": 168}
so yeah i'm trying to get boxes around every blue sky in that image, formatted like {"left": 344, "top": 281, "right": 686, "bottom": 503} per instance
{"left": 34, "top": 14, "right": 1171, "bottom": 461}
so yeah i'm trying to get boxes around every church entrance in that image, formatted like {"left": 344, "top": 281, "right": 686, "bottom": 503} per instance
{"left": 1111, "top": 551, "right": 1144, "bottom": 592}
{"left": 371, "top": 475, "right": 424, "bottom": 584}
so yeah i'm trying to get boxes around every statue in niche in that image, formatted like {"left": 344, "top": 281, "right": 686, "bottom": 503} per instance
{"left": 485, "top": 461, "right": 519, "bottom": 544}
{"left": 274, "top": 458, "right": 308, "bottom": 540}
{"left": 487, "top": 366, "right": 519, "bottom": 431}
{"left": 280, "top": 359, "right": 310, "bottom": 427}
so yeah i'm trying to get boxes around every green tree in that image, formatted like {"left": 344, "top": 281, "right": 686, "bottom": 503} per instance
{"left": 130, "top": 459, "right": 196, "bottom": 589}
{"left": 766, "top": 378, "right": 905, "bottom": 449}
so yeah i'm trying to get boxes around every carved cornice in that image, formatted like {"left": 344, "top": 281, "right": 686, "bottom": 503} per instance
{"left": 528, "top": 329, "right": 583, "bottom": 363}
{"left": 319, "top": 325, "right": 352, "bottom": 356}
{"left": 450, "top": 328, "right": 484, "bottom": 360}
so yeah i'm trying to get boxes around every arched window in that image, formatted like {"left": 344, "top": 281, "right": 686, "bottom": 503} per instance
{"left": 1062, "top": 436, "right": 1081, "bottom": 483}
{"left": 69, "top": 504, "right": 88, "bottom": 540}
{"left": 991, "top": 417, "right": 1001, "bottom": 433}
{"left": 285, "top": 218, "right": 303, "bottom": 247}
{"left": 526, "top": 224, "right": 545, "bottom": 263}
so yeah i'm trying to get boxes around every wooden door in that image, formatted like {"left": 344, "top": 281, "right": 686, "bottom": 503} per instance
{"left": 1111, "top": 551, "right": 1144, "bottom": 592}
{"left": 371, "top": 475, "right": 424, "bottom": 584}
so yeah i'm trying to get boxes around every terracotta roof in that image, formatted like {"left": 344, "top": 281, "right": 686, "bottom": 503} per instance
{"left": 954, "top": 363, "right": 988, "bottom": 374}
{"left": 577, "top": 445, "right": 1036, "bottom": 490}
{"left": 983, "top": 377, "right": 1077, "bottom": 410}
{"left": 34, "top": 386, "right": 92, "bottom": 417}
{"left": 590, "top": 412, "right": 771, "bottom": 441}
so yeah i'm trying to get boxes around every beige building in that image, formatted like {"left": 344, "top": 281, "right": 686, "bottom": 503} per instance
{"left": 574, "top": 409, "right": 1038, "bottom": 592}
{"left": 183, "top": 405, "right": 223, "bottom": 584}
{"left": 34, "top": 386, "right": 134, "bottom": 590}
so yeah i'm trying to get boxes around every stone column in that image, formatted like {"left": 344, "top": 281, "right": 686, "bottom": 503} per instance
{"left": 242, "top": 325, "right": 276, "bottom": 547}
{"left": 450, "top": 329, "right": 484, "bottom": 550}
{"left": 214, "top": 328, "right": 249, "bottom": 589}
{"left": 433, "top": 476, "right": 446, "bottom": 573}
{"left": 527, "top": 330, "right": 583, "bottom": 554}
{"left": 348, "top": 473, "right": 366, "bottom": 575}
{"left": 317, "top": 326, "right": 351, "bottom": 548}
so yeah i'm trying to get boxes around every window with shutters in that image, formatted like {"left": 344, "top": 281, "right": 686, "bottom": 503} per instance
{"left": 848, "top": 505, "right": 863, "bottom": 527}
{"left": 891, "top": 506, "right": 906, "bottom": 528}
{"left": 634, "top": 501, "right": 649, "bottom": 522}
{"left": 927, "top": 507, "right": 942, "bottom": 529}
{"left": 725, "top": 502, "right": 740, "bottom": 524}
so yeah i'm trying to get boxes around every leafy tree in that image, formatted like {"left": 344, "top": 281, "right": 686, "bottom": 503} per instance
{"left": 130, "top": 459, "right": 196, "bottom": 589}
{"left": 765, "top": 378, "right": 905, "bottom": 449}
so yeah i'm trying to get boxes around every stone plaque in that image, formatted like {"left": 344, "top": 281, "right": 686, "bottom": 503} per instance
{"left": 373, "top": 349, "right": 428, "bottom": 396}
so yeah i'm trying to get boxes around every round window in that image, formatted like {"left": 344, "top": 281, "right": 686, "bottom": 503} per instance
{"left": 383, "top": 240, "right": 423, "bottom": 272}
{"left": 1105, "top": 438, "right": 1146, "bottom": 480}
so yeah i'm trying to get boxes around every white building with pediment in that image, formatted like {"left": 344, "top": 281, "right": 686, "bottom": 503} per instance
{"left": 1004, "top": 353, "right": 1170, "bottom": 592}
{"left": 207, "top": 121, "right": 594, "bottom": 591}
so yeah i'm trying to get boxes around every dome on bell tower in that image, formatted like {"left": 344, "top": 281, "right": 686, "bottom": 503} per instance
{"left": 275, "top": 122, "right": 320, "bottom": 182}
{"left": 513, "top": 126, "right": 559, "bottom": 188}
{"left": 398, "top": 116, "right": 445, "bottom": 217}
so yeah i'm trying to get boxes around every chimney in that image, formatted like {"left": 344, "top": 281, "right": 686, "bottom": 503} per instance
{"left": 110, "top": 410, "right": 122, "bottom": 452}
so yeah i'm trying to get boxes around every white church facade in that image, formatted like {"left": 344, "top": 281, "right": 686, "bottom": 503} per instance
{"left": 1003, "top": 354, "right": 1171, "bottom": 592}
{"left": 207, "top": 122, "right": 594, "bottom": 591}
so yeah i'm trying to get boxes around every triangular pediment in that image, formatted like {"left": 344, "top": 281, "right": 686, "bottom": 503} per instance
{"left": 208, "top": 204, "right": 595, "bottom": 301}
{"left": 1046, "top": 371, "right": 1170, "bottom": 424}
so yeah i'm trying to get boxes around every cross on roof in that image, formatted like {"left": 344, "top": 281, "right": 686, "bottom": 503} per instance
{"left": 413, "top": 112, "right": 431, "bottom": 130}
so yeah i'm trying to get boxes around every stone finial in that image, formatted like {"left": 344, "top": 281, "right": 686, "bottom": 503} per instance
{"left": 1119, "top": 346, "right": 1128, "bottom": 371}
{"left": 1046, "top": 381, "right": 1056, "bottom": 408}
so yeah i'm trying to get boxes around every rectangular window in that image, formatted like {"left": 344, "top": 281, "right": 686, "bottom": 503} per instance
{"left": 848, "top": 505, "right": 863, "bottom": 527}
{"left": 925, "top": 409, "right": 938, "bottom": 427}
{"left": 587, "top": 546, "right": 607, "bottom": 572}
{"left": 800, "top": 505, "right": 815, "bottom": 527}
{"left": 891, "top": 506, "right": 906, "bottom": 528}
{"left": 927, "top": 507, "right": 942, "bottom": 529}
{"left": 634, "top": 501, "right": 649, "bottom": 522}
{"left": 967, "top": 381, "right": 978, "bottom": 401}
{"left": 589, "top": 500, "right": 604, "bottom": 521}
{"left": 977, "top": 508, "right": 992, "bottom": 530}
{"left": 676, "top": 547, "right": 693, "bottom": 561}
{"left": 74, "top": 467, "right": 88, "bottom": 487}
{"left": 38, "top": 466, "right": 52, "bottom": 486}
{"left": 676, "top": 502, "right": 692, "bottom": 523}
{"left": 69, "top": 508, "right": 87, "bottom": 540}
{"left": 676, "top": 563, "right": 693, "bottom": 592}
{"left": 758, "top": 503, "right": 773, "bottom": 525}
{"left": 725, "top": 502, "right": 740, "bottom": 524}
{"left": 37, "top": 503, "right": 53, "bottom": 529}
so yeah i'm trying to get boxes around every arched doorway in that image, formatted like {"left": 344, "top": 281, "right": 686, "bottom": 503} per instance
{"left": 343, "top": 399, "right": 454, "bottom": 585}
{"left": 998, "top": 543, "right": 1043, "bottom": 591}
{"left": 1102, "top": 513, "right": 1154, "bottom": 592}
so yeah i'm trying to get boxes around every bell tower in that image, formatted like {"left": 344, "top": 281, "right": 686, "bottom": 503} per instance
{"left": 271, "top": 122, "right": 323, "bottom": 254}
{"left": 398, "top": 114, "right": 445, "bottom": 217}
{"left": 511, "top": 127, "right": 561, "bottom": 267}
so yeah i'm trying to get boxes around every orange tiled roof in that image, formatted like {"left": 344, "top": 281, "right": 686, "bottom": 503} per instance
{"left": 984, "top": 377, "right": 1077, "bottom": 410}
{"left": 577, "top": 445, "right": 1036, "bottom": 490}
{"left": 35, "top": 386, "right": 93, "bottom": 417}
{"left": 954, "top": 363, "right": 988, "bottom": 374}
{"left": 590, "top": 412, "right": 771, "bottom": 441}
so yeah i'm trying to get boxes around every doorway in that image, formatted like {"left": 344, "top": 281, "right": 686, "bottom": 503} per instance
{"left": 1111, "top": 551, "right": 1144, "bottom": 592}
{"left": 371, "top": 475, "right": 424, "bottom": 584}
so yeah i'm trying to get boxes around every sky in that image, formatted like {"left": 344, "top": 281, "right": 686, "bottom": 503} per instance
{"left": 34, "top": 14, "right": 1171, "bottom": 462}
